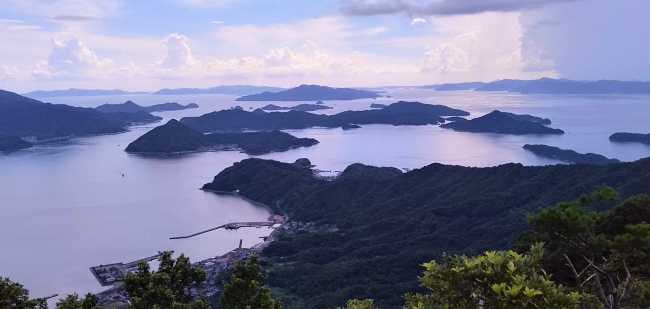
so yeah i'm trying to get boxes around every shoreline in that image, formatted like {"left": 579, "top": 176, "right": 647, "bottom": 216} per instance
{"left": 95, "top": 190, "right": 288, "bottom": 305}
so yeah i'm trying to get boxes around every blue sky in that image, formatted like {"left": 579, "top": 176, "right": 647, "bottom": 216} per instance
{"left": 0, "top": 0, "right": 648, "bottom": 92}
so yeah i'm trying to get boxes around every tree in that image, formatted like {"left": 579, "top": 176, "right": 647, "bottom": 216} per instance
{"left": 524, "top": 188, "right": 650, "bottom": 309}
{"left": 0, "top": 277, "right": 47, "bottom": 309}
{"left": 337, "top": 299, "right": 376, "bottom": 309}
{"left": 218, "top": 253, "right": 283, "bottom": 309}
{"left": 55, "top": 293, "right": 101, "bottom": 309}
{"left": 123, "top": 251, "right": 208, "bottom": 309}
{"left": 403, "top": 243, "right": 582, "bottom": 309}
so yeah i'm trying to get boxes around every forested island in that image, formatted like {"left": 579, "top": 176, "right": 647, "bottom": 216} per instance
{"left": 609, "top": 132, "right": 650, "bottom": 145}
{"left": 370, "top": 103, "right": 387, "bottom": 108}
{"left": 440, "top": 110, "right": 563, "bottom": 135}
{"left": 96, "top": 101, "right": 198, "bottom": 113}
{"left": 125, "top": 119, "right": 318, "bottom": 155}
{"left": 341, "top": 124, "right": 361, "bottom": 130}
{"left": 235, "top": 85, "right": 380, "bottom": 101}
{"left": 0, "top": 135, "right": 33, "bottom": 152}
{"left": 0, "top": 89, "right": 160, "bottom": 140}
{"left": 523, "top": 144, "right": 620, "bottom": 165}
{"left": 202, "top": 156, "right": 650, "bottom": 308}
{"left": 261, "top": 104, "right": 333, "bottom": 112}
{"left": 180, "top": 101, "right": 469, "bottom": 132}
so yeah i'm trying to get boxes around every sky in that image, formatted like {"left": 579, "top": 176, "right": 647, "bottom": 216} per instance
{"left": 0, "top": 0, "right": 648, "bottom": 92}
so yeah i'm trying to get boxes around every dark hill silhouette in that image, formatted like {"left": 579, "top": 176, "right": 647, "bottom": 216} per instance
{"left": 180, "top": 101, "right": 469, "bottom": 132}
{"left": 125, "top": 119, "right": 318, "bottom": 155}
{"left": 609, "top": 132, "right": 650, "bottom": 145}
{"left": 96, "top": 101, "right": 198, "bottom": 113}
{"left": 440, "top": 110, "right": 563, "bottom": 135}
{"left": 523, "top": 144, "right": 620, "bottom": 165}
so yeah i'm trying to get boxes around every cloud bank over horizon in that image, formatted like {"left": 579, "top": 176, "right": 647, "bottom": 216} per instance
{"left": 0, "top": 0, "right": 646, "bottom": 92}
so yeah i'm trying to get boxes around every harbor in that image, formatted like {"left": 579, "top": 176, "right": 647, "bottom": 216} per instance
{"left": 89, "top": 253, "right": 165, "bottom": 286}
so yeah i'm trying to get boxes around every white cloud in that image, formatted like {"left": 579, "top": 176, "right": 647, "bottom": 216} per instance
{"left": 153, "top": 33, "right": 201, "bottom": 71}
{"left": 0, "top": 66, "right": 21, "bottom": 80}
{"left": 411, "top": 17, "right": 426, "bottom": 25}
{"left": 210, "top": 21, "right": 225, "bottom": 24}
{"left": 35, "top": 38, "right": 114, "bottom": 76}
{"left": 421, "top": 43, "right": 473, "bottom": 73}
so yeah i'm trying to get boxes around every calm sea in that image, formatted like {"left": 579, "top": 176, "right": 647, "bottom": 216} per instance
{"left": 1, "top": 89, "right": 650, "bottom": 303}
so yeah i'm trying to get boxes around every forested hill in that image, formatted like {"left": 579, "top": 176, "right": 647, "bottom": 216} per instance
{"left": 203, "top": 157, "right": 650, "bottom": 309}
{"left": 180, "top": 101, "right": 469, "bottom": 132}
{"left": 0, "top": 89, "right": 160, "bottom": 140}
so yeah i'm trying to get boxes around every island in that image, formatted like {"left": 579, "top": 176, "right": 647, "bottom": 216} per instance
{"left": 523, "top": 144, "right": 620, "bottom": 165}
{"left": 435, "top": 84, "right": 466, "bottom": 91}
{"left": 22, "top": 88, "right": 148, "bottom": 99}
{"left": 418, "top": 82, "right": 486, "bottom": 90}
{"left": 99, "top": 111, "right": 162, "bottom": 126}
{"left": 370, "top": 103, "right": 387, "bottom": 109}
{"left": 151, "top": 85, "right": 285, "bottom": 96}
{"left": 0, "top": 135, "right": 33, "bottom": 152}
{"left": 500, "top": 111, "right": 551, "bottom": 125}
{"left": 96, "top": 101, "right": 198, "bottom": 113}
{"left": 316, "top": 101, "right": 324, "bottom": 105}
{"left": 514, "top": 78, "right": 650, "bottom": 94}
{"left": 440, "top": 110, "right": 564, "bottom": 135}
{"left": 473, "top": 79, "right": 531, "bottom": 91}
{"left": 341, "top": 124, "right": 361, "bottom": 130}
{"left": 0, "top": 89, "right": 158, "bottom": 141}
{"left": 609, "top": 132, "right": 650, "bottom": 145}
{"left": 261, "top": 104, "right": 333, "bottom": 112}
{"left": 180, "top": 101, "right": 470, "bottom": 132}
{"left": 125, "top": 119, "right": 319, "bottom": 155}
{"left": 235, "top": 84, "right": 380, "bottom": 101}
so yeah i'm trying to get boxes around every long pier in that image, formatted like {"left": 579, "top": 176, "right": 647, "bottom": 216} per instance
{"left": 170, "top": 221, "right": 276, "bottom": 240}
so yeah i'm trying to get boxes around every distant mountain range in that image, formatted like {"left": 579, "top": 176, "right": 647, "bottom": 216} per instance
{"left": 95, "top": 101, "right": 198, "bottom": 113}
{"left": 235, "top": 85, "right": 381, "bottom": 101}
{"left": 22, "top": 89, "right": 148, "bottom": 98}
{"left": 0, "top": 89, "right": 160, "bottom": 141}
{"left": 416, "top": 78, "right": 650, "bottom": 94}
{"left": 152, "top": 85, "right": 286, "bottom": 96}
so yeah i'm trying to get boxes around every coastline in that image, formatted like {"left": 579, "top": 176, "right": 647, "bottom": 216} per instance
{"left": 95, "top": 190, "right": 288, "bottom": 305}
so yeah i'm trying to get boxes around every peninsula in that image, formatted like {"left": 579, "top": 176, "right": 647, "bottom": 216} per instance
{"left": 341, "top": 124, "right": 361, "bottom": 130}
{"left": 609, "top": 132, "right": 650, "bottom": 145}
{"left": 125, "top": 119, "right": 318, "bottom": 155}
{"left": 96, "top": 101, "right": 198, "bottom": 113}
{"left": 200, "top": 156, "right": 650, "bottom": 308}
{"left": 523, "top": 144, "right": 620, "bottom": 165}
{"left": 235, "top": 84, "right": 380, "bottom": 101}
{"left": 180, "top": 101, "right": 469, "bottom": 132}
{"left": 440, "top": 110, "right": 564, "bottom": 135}
{"left": 370, "top": 103, "right": 387, "bottom": 108}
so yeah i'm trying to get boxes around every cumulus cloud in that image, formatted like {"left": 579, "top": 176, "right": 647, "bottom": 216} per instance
{"left": 421, "top": 43, "right": 473, "bottom": 73}
{"left": 1, "top": 66, "right": 21, "bottom": 80}
{"left": 411, "top": 17, "right": 426, "bottom": 25}
{"left": 153, "top": 33, "right": 201, "bottom": 71}
{"left": 35, "top": 38, "right": 114, "bottom": 76}
{"left": 341, "top": 0, "right": 584, "bottom": 16}
{"left": 206, "top": 40, "right": 411, "bottom": 78}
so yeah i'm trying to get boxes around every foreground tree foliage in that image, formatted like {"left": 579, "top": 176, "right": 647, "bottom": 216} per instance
{"left": 519, "top": 187, "right": 650, "bottom": 309}
{"left": 54, "top": 293, "right": 101, "bottom": 309}
{"left": 123, "top": 251, "right": 208, "bottom": 309}
{"left": 403, "top": 243, "right": 581, "bottom": 309}
{"left": 0, "top": 277, "right": 47, "bottom": 309}
{"left": 337, "top": 299, "right": 376, "bottom": 309}
{"left": 218, "top": 253, "right": 283, "bottom": 309}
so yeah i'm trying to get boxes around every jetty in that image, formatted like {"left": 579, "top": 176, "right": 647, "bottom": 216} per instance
{"left": 170, "top": 221, "right": 277, "bottom": 239}
{"left": 90, "top": 253, "right": 166, "bottom": 286}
